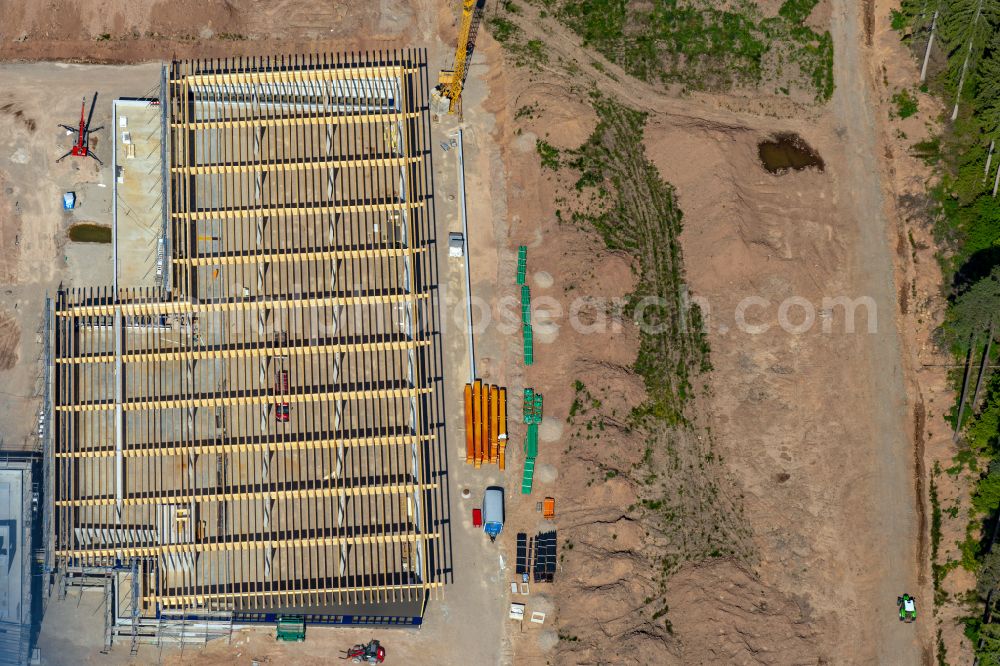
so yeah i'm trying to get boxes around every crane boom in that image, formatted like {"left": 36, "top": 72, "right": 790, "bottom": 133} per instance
{"left": 438, "top": 0, "right": 477, "bottom": 114}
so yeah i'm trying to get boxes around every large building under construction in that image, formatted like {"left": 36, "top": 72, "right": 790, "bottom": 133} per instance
{"left": 48, "top": 50, "right": 444, "bottom": 640}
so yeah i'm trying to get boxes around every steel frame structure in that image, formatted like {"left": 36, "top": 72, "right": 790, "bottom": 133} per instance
{"left": 52, "top": 51, "right": 441, "bottom": 619}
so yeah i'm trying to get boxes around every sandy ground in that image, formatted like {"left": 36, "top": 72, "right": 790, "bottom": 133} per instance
{"left": 474, "top": 0, "right": 935, "bottom": 663}
{"left": 0, "top": 0, "right": 958, "bottom": 664}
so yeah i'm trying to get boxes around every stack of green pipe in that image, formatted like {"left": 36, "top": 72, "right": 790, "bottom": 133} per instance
{"left": 521, "top": 389, "right": 542, "bottom": 493}
{"left": 521, "top": 284, "right": 533, "bottom": 365}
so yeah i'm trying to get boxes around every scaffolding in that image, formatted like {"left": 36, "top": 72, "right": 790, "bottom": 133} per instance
{"left": 51, "top": 51, "right": 442, "bottom": 629}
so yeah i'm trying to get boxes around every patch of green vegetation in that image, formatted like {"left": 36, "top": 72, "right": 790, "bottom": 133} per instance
{"left": 536, "top": 139, "right": 561, "bottom": 170}
{"left": 549, "top": 0, "right": 833, "bottom": 100}
{"left": 502, "top": 0, "right": 522, "bottom": 14}
{"left": 910, "top": 136, "right": 941, "bottom": 164}
{"left": 515, "top": 102, "right": 539, "bottom": 120}
{"left": 892, "top": 89, "right": 919, "bottom": 119}
{"left": 890, "top": 9, "right": 909, "bottom": 32}
{"left": 563, "top": 97, "right": 710, "bottom": 420}
{"left": 488, "top": 16, "right": 520, "bottom": 43}
{"left": 96, "top": 33, "right": 111, "bottom": 42}
{"left": 777, "top": 0, "right": 819, "bottom": 25}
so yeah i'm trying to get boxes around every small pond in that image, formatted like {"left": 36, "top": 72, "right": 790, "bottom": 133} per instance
{"left": 67, "top": 223, "right": 112, "bottom": 244}
{"left": 758, "top": 133, "right": 824, "bottom": 174}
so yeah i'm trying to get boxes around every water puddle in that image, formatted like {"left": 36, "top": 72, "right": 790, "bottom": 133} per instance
{"left": 67, "top": 223, "right": 112, "bottom": 244}
{"left": 757, "top": 133, "right": 824, "bottom": 174}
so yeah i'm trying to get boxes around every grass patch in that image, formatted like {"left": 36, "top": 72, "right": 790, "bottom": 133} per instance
{"left": 892, "top": 89, "right": 919, "bottom": 119}
{"left": 565, "top": 97, "right": 709, "bottom": 420}
{"left": 550, "top": 0, "right": 833, "bottom": 100}
{"left": 536, "top": 139, "right": 561, "bottom": 170}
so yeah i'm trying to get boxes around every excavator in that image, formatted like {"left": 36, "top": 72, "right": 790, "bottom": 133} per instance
{"left": 435, "top": 0, "right": 481, "bottom": 114}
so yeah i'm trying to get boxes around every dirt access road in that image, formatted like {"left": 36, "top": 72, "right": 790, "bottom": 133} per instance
{"left": 829, "top": 0, "right": 923, "bottom": 661}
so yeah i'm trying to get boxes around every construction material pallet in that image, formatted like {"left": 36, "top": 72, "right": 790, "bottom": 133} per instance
{"left": 521, "top": 457, "right": 535, "bottom": 494}
{"left": 532, "top": 531, "right": 557, "bottom": 583}
{"left": 515, "top": 532, "right": 528, "bottom": 575}
{"left": 464, "top": 380, "right": 508, "bottom": 467}
{"left": 522, "top": 389, "right": 543, "bottom": 425}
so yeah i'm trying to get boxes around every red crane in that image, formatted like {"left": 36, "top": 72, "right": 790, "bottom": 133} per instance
{"left": 58, "top": 92, "right": 103, "bottom": 164}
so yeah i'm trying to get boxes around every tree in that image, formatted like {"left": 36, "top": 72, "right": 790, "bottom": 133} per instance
{"left": 976, "top": 30, "right": 1000, "bottom": 138}
{"left": 942, "top": 264, "right": 1000, "bottom": 354}
{"left": 938, "top": 0, "right": 1000, "bottom": 117}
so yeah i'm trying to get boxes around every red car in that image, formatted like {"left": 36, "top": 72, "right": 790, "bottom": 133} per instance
{"left": 275, "top": 369, "right": 289, "bottom": 422}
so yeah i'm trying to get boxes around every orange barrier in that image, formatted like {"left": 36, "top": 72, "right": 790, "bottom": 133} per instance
{"left": 464, "top": 383, "right": 474, "bottom": 463}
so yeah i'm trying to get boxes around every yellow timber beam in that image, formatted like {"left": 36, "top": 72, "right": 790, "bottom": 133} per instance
{"left": 56, "top": 481, "right": 438, "bottom": 507}
{"left": 173, "top": 64, "right": 413, "bottom": 86}
{"left": 58, "top": 531, "right": 437, "bottom": 559}
{"left": 172, "top": 155, "right": 420, "bottom": 176}
{"left": 55, "top": 291, "right": 427, "bottom": 317}
{"left": 56, "top": 433, "right": 434, "bottom": 459}
{"left": 55, "top": 386, "right": 432, "bottom": 413}
{"left": 56, "top": 338, "right": 429, "bottom": 365}
{"left": 171, "top": 199, "right": 423, "bottom": 220}
{"left": 175, "top": 246, "right": 424, "bottom": 267}
{"left": 172, "top": 110, "right": 418, "bottom": 131}
{"left": 149, "top": 581, "right": 443, "bottom": 608}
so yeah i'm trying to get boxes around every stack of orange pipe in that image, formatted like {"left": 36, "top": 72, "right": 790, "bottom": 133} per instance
{"left": 464, "top": 380, "right": 508, "bottom": 468}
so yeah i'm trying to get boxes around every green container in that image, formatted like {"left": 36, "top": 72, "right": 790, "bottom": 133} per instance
{"left": 276, "top": 616, "right": 305, "bottom": 642}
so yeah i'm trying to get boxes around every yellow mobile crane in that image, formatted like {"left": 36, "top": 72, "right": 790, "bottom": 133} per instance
{"left": 437, "top": 0, "right": 477, "bottom": 114}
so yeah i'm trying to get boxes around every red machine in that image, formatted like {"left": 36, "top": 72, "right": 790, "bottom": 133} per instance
{"left": 58, "top": 92, "right": 103, "bottom": 164}
{"left": 342, "top": 639, "right": 386, "bottom": 664}
{"left": 274, "top": 369, "right": 290, "bottom": 422}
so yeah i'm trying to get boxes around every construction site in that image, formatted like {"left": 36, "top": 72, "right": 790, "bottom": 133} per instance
{"left": 39, "top": 49, "right": 455, "bottom": 655}
{"left": 0, "top": 0, "right": 943, "bottom": 663}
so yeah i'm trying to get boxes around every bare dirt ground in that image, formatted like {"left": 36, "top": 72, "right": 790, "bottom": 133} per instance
{"left": 0, "top": 0, "right": 947, "bottom": 664}
{"left": 476, "top": 0, "right": 935, "bottom": 663}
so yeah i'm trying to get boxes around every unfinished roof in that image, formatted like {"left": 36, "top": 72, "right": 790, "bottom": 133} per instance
{"left": 52, "top": 50, "right": 442, "bottom": 616}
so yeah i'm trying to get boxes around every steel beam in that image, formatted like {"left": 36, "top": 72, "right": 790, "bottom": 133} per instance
{"left": 56, "top": 481, "right": 438, "bottom": 507}
{"left": 58, "top": 530, "right": 437, "bottom": 559}
{"left": 172, "top": 64, "right": 413, "bottom": 86}
{"left": 149, "top": 581, "right": 442, "bottom": 607}
{"left": 172, "top": 199, "right": 424, "bottom": 221}
{"left": 55, "top": 433, "right": 434, "bottom": 459}
{"left": 172, "top": 155, "right": 420, "bottom": 176}
{"left": 56, "top": 338, "right": 429, "bottom": 365}
{"left": 55, "top": 291, "right": 427, "bottom": 317}
{"left": 172, "top": 110, "right": 419, "bottom": 131}
{"left": 55, "top": 386, "right": 432, "bottom": 412}
{"left": 175, "top": 246, "right": 425, "bottom": 267}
